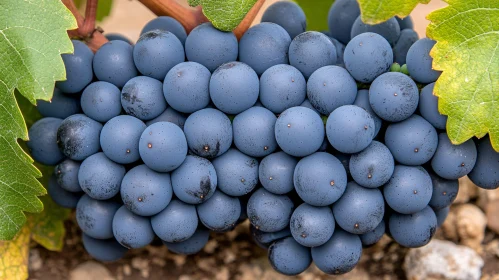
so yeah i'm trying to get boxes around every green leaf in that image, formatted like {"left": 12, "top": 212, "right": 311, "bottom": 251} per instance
{"left": 427, "top": 0, "right": 499, "bottom": 151}
{"left": 0, "top": 0, "right": 76, "bottom": 240}
{"left": 295, "top": 0, "right": 334, "bottom": 32}
{"left": 357, "top": 0, "right": 430, "bottom": 24}
{"left": 188, "top": 0, "right": 257, "bottom": 31}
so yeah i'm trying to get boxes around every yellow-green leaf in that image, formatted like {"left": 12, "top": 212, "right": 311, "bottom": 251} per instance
{"left": 0, "top": 0, "right": 76, "bottom": 240}
{"left": 358, "top": 0, "right": 430, "bottom": 24}
{"left": 427, "top": 0, "right": 499, "bottom": 150}
{"left": 0, "top": 225, "right": 30, "bottom": 280}
{"left": 188, "top": 0, "right": 257, "bottom": 31}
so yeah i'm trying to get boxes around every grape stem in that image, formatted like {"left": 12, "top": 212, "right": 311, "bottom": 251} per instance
{"left": 62, "top": 0, "right": 108, "bottom": 52}
{"left": 138, "top": 0, "right": 267, "bottom": 39}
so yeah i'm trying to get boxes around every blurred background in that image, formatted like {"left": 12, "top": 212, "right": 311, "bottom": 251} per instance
{"left": 28, "top": 1, "right": 499, "bottom": 280}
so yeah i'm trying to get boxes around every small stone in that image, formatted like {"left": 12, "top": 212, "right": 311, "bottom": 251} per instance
{"left": 203, "top": 239, "right": 219, "bottom": 254}
{"left": 131, "top": 257, "right": 150, "bottom": 278}
{"left": 454, "top": 176, "right": 478, "bottom": 204}
{"left": 486, "top": 200, "right": 499, "bottom": 234}
{"left": 197, "top": 258, "right": 216, "bottom": 272}
{"left": 178, "top": 275, "right": 191, "bottom": 280}
{"left": 29, "top": 249, "right": 43, "bottom": 271}
{"left": 151, "top": 257, "right": 166, "bottom": 267}
{"left": 70, "top": 261, "right": 115, "bottom": 280}
{"left": 123, "top": 264, "right": 132, "bottom": 276}
{"left": 224, "top": 249, "right": 236, "bottom": 264}
{"left": 440, "top": 204, "right": 487, "bottom": 251}
{"left": 215, "top": 267, "right": 230, "bottom": 280}
{"left": 404, "top": 239, "right": 484, "bottom": 280}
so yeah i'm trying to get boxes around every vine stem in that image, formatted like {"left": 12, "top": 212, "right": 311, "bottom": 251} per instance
{"left": 138, "top": 0, "right": 267, "bottom": 39}
{"left": 62, "top": 0, "right": 108, "bottom": 52}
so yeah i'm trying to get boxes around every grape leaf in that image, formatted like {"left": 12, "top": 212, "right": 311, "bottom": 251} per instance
{"left": 295, "top": 0, "right": 333, "bottom": 32}
{"left": 188, "top": 0, "right": 257, "bottom": 31}
{"left": 0, "top": 225, "right": 30, "bottom": 280}
{"left": 0, "top": 0, "right": 76, "bottom": 240}
{"left": 357, "top": 0, "right": 430, "bottom": 24}
{"left": 427, "top": 0, "right": 499, "bottom": 151}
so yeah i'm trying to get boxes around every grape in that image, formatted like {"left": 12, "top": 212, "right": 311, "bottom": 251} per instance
{"left": 141, "top": 16, "right": 187, "bottom": 45}
{"left": 210, "top": 62, "right": 259, "bottom": 114}
{"left": 383, "top": 165, "right": 433, "bottom": 214}
{"left": 100, "top": 115, "right": 146, "bottom": 164}
{"left": 93, "top": 40, "right": 138, "bottom": 88}
{"left": 468, "top": 137, "right": 499, "bottom": 190}
{"left": 384, "top": 115, "right": 438, "bottom": 165}
{"left": 290, "top": 203, "right": 335, "bottom": 247}
{"left": 57, "top": 114, "right": 102, "bottom": 161}
{"left": 259, "top": 152, "right": 298, "bottom": 195}
{"left": 396, "top": 15, "right": 414, "bottom": 30}
{"left": 326, "top": 105, "right": 375, "bottom": 154}
{"left": 78, "top": 152, "right": 126, "bottom": 200}
{"left": 104, "top": 33, "right": 132, "bottom": 44}
{"left": 247, "top": 188, "right": 294, "bottom": 232}
{"left": 419, "top": 83, "right": 447, "bottom": 130}
{"left": 434, "top": 206, "right": 449, "bottom": 227}
{"left": 47, "top": 175, "right": 81, "bottom": 209}
{"left": 428, "top": 172, "right": 459, "bottom": 210}
{"left": 76, "top": 194, "right": 121, "bottom": 239}
{"left": 251, "top": 225, "right": 291, "bottom": 248}
{"left": 359, "top": 219, "right": 385, "bottom": 247}
{"left": 56, "top": 40, "right": 93, "bottom": 93}
{"left": 327, "top": 0, "right": 360, "bottom": 44}
{"left": 293, "top": 152, "right": 347, "bottom": 206}
{"left": 311, "top": 229, "right": 362, "bottom": 275}
{"left": 211, "top": 149, "right": 259, "bottom": 196}
{"left": 333, "top": 182, "right": 385, "bottom": 234}
{"left": 133, "top": 30, "right": 185, "bottom": 81}
{"left": 185, "top": 23, "right": 238, "bottom": 72}
{"left": 164, "top": 227, "right": 210, "bottom": 255}
{"left": 268, "top": 237, "right": 311, "bottom": 276}
{"left": 112, "top": 206, "right": 155, "bottom": 249}
{"left": 163, "top": 62, "right": 211, "bottom": 113}
{"left": 406, "top": 38, "right": 442, "bottom": 84}
{"left": 121, "top": 76, "right": 167, "bottom": 121}
{"left": 183, "top": 108, "right": 232, "bottom": 158}
{"left": 145, "top": 107, "right": 187, "bottom": 129}
{"left": 329, "top": 37, "right": 345, "bottom": 66}
{"left": 369, "top": 72, "right": 419, "bottom": 122}
{"left": 121, "top": 164, "right": 173, "bottom": 216}
{"left": 197, "top": 190, "right": 241, "bottom": 232}
{"left": 55, "top": 159, "right": 82, "bottom": 192}
{"left": 27, "top": 117, "right": 64, "bottom": 165}
{"left": 275, "top": 106, "right": 325, "bottom": 157}
{"left": 151, "top": 200, "right": 198, "bottom": 242}
{"left": 239, "top": 23, "right": 291, "bottom": 75}
{"left": 37, "top": 88, "right": 81, "bottom": 119}
{"left": 288, "top": 31, "right": 337, "bottom": 79}
{"left": 334, "top": 152, "right": 351, "bottom": 177}
{"left": 307, "top": 66, "right": 357, "bottom": 115}
{"left": 349, "top": 141, "right": 394, "bottom": 188}
{"left": 393, "top": 29, "right": 419, "bottom": 65}
{"left": 81, "top": 81, "right": 122, "bottom": 123}
{"left": 388, "top": 206, "right": 437, "bottom": 248}
{"left": 261, "top": 1, "right": 306, "bottom": 39}
{"left": 233, "top": 106, "right": 278, "bottom": 157}
{"left": 259, "top": 64, "right": 306, "bottom": 114}
{"left": 300, "top": 99, "right": 320, "bottom": 115}
{"left": 82, "top": 234, "right": 128, "bottom": 262}
{"left": 171, "top": 155, "right": 217, "bottom": 204}
{"left": 139, "top": 122, "right": 187, "bottom": 172}
{"left": 344, "top": 33, "right": 393, "bottom": 83}
{"left": 353, "top": 89, "right": 382, "bottom": 137}
{"left": 431, "top": 133, "right": 477, "bottom": 180}
{"left": 350, "top": 16, "right": 400, "bottom": 46}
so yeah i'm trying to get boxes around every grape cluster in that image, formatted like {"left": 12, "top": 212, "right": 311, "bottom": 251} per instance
{"left": 27, "top": 0, "right": 498, "bottom": 275}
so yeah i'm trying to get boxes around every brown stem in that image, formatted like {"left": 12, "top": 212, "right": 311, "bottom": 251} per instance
{"left": 62, "top": 0, "right": 108, "bottom": 52}
{"left": 80, "top": 0, "right": 98, "bottom": 35}
{"left": 138, "top": 0, "right": 208, "bottom": 33}
{"left": 233, "top": 0, "right": 266, "bottom": 39}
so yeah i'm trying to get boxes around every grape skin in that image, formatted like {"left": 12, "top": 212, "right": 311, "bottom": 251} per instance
{"left": 468, "top": 136, "right": 499, "bottom": 189}
{"left": 261, "top": 1, "right": 306, "bottom": 39}
{"left": 350, "top": 16, "right": 400, "bottom": 46}
{"left": 151, "top": 200, "right": 198, "bottom": 243}
{"left": 268, "top": 237, "right": 312, "bottom": 276}
{"left": 27, "top": 117, "right": 64, "bottom": 166}
{"left": 37, "top": 88, "right": 81, "bottom": 119}
{"left": 327, "top": 0, "right": 360, "bottom": 44}
{"left": 140, "top": 16, "right": 187, "bottom": 45}
{"left": 76, "top": 194, "right": 121, "bottom": 239}
{"left": 57, "top": 40, "right": 93, "bottom": 94}
{"left": 93, "top": 40, "right": 138, "bottom": 88}
{"left": 82, "top": 234, "right": 128, "bottom": 262}
{"left": 112, "top": 206, "right": 155, "bottom": 249}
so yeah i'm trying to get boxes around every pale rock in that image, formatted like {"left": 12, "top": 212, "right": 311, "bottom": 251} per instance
{"left": 215, "top": 267, "right": 230, "bottom": 280}
{"left": 70, "top": 261, "right": 115, "bottom": 280}
{"left": 440, "top": 204, "right": 486, "bottom": 251}
{"left": 454, "top": 177, "right": 478, "bottom": 204}
{"left": 29, "top": 249, "right": 43, "bottom": 271}
{"left": 404, "top": 239, "right": 483, "bottom": 280}
{"left": 203, "top": 239, "right": 218, "bottom": 254}
{"left": 486, "top": 200, "right": 499, "bottom": 234}
{"left": 123, "top": 264, "right": 132, "bottom": 276}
